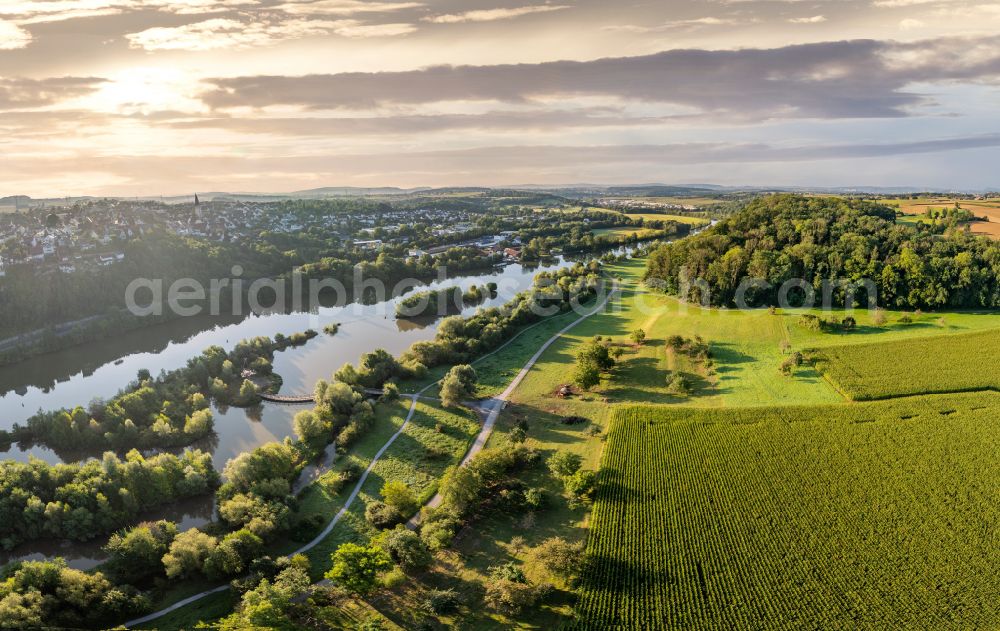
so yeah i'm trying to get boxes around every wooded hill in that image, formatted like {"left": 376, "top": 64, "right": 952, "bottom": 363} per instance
{"left": 644, "top": 194, "right": 1000, "bottom": 309}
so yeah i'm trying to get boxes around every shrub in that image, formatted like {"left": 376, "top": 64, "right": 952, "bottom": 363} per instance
{"left": 419, "top": 509, "right": 460, "bottom": 551}
{"left": 381, "top": 480, "right": 419, "bottom": 515}
{"left": 381, "top": 382, "right": 400, "bottom": 402}
{"left": 423, "top": 588, "right": 460, "bottom": 614}
{"left": 162, "top": 530, "right": 218, "bottom": 579}
{"left": 290, "top": 513, "right": 326, "bottom": 542}
{"left": 507, "top": 426, "right": 527, "bottom": 444}
{"left": 548, "top": 451, "right": 583, "bottom": 478}
{"left": 440, "top": 364, "right": 477, "bottom": 407}
{"left": 532, "top": 537, "right": 585, "bottom": 580}
{"left": 564, "top": 469, "right": 597, "bottom": 503}
{"left": 365, "top": 501, "right": 404, "bottom": 529}
{"left": 666, "top": 372, "right": 693, "bottom": 395}
{"left": 381, "top": 566, "right": 407, "bottom": 589}
{"left": 798, "top": 314, "right": 823, "bottom": 331}
{"left": 524, "top": 487, "right": 546, "bottom": 510}
{"left": 325, "top": 543, "right": 392, "bottom": 595}
{"left": 104, "top": 520, "right": 178, "bottom": 582}
{"left": 484, "top": 563, "right": 539, "bottom": 614}
{"left": 376, "top": 526, "right": 433, "bottom": 571}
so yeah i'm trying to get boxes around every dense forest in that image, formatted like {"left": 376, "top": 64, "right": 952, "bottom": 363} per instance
{"left": 644, "top": 195, "right": 1000, "bottom": 309}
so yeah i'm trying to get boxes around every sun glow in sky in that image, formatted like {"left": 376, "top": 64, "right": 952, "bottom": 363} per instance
{"left": 77, "top": 66, "right": 205, "bottom": 114}
{"left": 1, "top": 0, "right": 1000, "bottom": 195}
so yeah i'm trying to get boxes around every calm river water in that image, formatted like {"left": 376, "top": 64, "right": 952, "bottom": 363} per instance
{"left": 0, "top": 256, "right": 597, "bottom": 568}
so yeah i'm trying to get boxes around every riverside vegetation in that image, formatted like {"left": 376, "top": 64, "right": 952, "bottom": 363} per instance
{"left": 0, "top": 331, "right": 318, "bottom": 456}
{"left": 0, "top": 258, "right": 606, "bottom": 628}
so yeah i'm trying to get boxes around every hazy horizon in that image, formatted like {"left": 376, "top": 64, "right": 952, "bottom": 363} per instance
{"left": 8, "top": 181, "right": 1000, "bottom": 202}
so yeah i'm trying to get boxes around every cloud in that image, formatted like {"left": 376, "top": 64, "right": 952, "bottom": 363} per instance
{"left": 0, "top": 18, "right": 30, "bottom": 47}
{"left": 899, "top": 17, "right": 925, "bottom": 29}
{"left": 0, "top": 76, "right": 107, "bottom": 109}
{"left": 329, "top": 21, "right": 414, "bottom": 37}
{"left": 165, "top": 108, "right": 694, "bottom": 135}
{"left": 603, "top": 17, "right": 736, "bottom": 33}
{"left": 0, "top": 0, "right": 258, "bottom": 24}
{"left": 199, "top": 36, "right": 1000, "bottom": 121}
{"left": 0, "top": 0, "right": 422, "bottom": 26}
{"left": 8, "top": 133, "right": 999, "bottom": 192}
{"left": 126, "top": 16, "right": 413, "bottom": 50}
{"left": 789, "top": 15, "right": 826, "bottom": 23}
{"left": 872, "top": 0, "right": 939, "bottom": 7}
{"left": 339, "top": 134, "right": 1000, "bottom": 167}
{"left": 275, "top": 0, "right": 423, "bottom": 16}
{"left": 424, "top": 4, "right": 569, "bottom": 24}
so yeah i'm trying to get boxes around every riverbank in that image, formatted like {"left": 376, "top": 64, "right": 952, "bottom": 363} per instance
{"left": 0, "top": 256, "right": 597, "bottom": 574}
{"left": 127, "top": 278, "right": 620, "bottom": 629}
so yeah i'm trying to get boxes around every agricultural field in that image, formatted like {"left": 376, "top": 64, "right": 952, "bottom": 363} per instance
{"left": 809, "top": 328, "right": 1000, "bottom": 400}
{"left": 783, "top": 307, "right": 1000, "bottom": 349}
{"left": 641, "top": 196, "right": 720, "bottom": 207}
{"left": 590, "top": 226, "right": 661, "bottom": 239}
{"left": 881, "top": 197, "right": 1000, "bottom": 238}
{"left": 623, "top": 213, "right": 711, "bottom": 226}
{"left": 575, "top": 392, "right": 1000, "bottom": 629}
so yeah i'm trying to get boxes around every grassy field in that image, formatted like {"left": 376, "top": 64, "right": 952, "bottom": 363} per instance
{"left": 505, "top": 260, "right": 844, "bottom": 413}
{"left": 497, "top": 259, "right": 1000, "bottom": 415}
{"left": 784, "top": 307, "right": 1000, "bottom": 349}
{"left": 590, "top": 226, "right": 661, "bottom": 239}
{"left": 810, "top": 328, "right": 1000, "bottom": 400}
{"left": 624, "top": 212, "right": 711, "bottom": 226}
{"left": 369, "top": 411, "right": 602, "bottom": 630}
{"left": 575, "top": 392, "right": 1000, "bottom": 629}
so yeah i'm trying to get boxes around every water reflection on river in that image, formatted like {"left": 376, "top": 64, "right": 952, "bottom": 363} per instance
{"left": 0, "top": 258, "right": 578, "bottom": 465}
{"left": 0, "top": 252, "right": 634, "bottom": 569}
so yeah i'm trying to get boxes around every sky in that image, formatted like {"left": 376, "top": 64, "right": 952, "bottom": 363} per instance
{"left": 1, "top": 0, "right": 1000, "bottom": 196}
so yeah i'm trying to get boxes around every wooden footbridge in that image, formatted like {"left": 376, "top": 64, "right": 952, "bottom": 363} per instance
{"left": 259, "top": 387, "right": 386, "bottom": 404}
{"left": 259, "top": 393, "right": 315, "bottom": 404}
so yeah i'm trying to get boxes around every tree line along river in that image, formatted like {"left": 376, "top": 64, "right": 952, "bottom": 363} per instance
{"left": 0, "top": 253, "right": 612, "bottom": 569}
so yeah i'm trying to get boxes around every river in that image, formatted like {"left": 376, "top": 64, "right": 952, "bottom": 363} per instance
{"left": 0, "top": 255, "right": 601, "bottom": 568}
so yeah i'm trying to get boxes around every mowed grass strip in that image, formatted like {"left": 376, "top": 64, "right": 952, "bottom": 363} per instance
{"left": 574, "top": 392, "right": 1000, "bottom": 630}
{"left": 810, "top": 328, "right": 1000, "bottom": 400}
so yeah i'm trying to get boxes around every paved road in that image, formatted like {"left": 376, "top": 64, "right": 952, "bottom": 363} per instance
{"left": 124, "top": 282, "right": 617, "bottom": 628}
